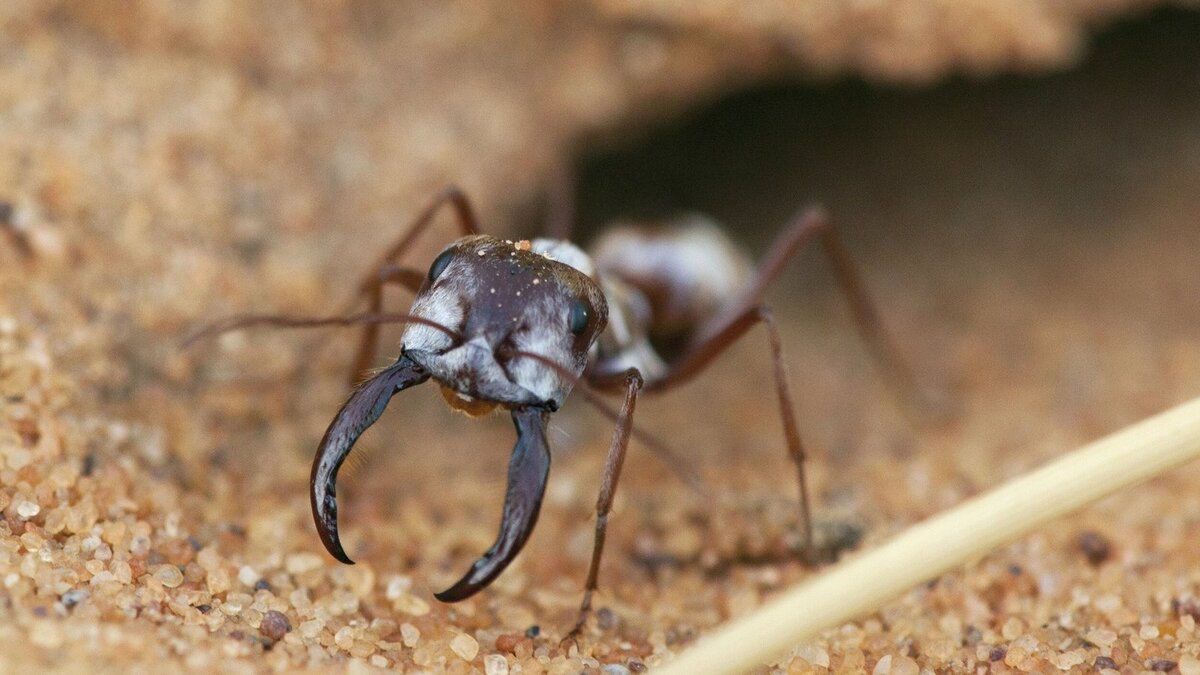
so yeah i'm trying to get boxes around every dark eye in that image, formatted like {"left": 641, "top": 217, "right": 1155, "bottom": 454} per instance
{"left": 568, "top": 298, "right": 591, "bottom": 336}
{"left": 427, "top": 248, "right": 454, "bottom": 283}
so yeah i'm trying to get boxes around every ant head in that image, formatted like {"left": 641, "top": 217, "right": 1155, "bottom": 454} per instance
{"left": 400, "top": 235, "right": 608, "bottom": 413}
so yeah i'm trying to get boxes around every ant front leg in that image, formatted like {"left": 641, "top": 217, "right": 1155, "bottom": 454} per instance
{"left": 347, "top": 264, "right": 426, "bottom": 384}
{"left": 568, "top": 368, "right": 643, "bottom": 640}
{"left": 344, "top": 186, "right": 479, "bottom": 383}
{"left": 184, "top": 187, "right": 479, "bottom": 389}
{"left": 647, "top": 306, "right": 820, "bottom": 561}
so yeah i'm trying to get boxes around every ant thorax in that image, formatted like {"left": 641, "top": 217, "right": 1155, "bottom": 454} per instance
{"left": 590, "top": 214, "right": 754, "bottom": 367}
{"left": 589, "top": 276, "right": 669, "bottom": 381}
{"left": 399, "top": 235, "right": 608, "bottom": 414}
{"left": 536, "top": 237, "right": 673, "bottom": 383}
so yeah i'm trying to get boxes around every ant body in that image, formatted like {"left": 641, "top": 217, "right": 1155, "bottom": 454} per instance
{"left": 195, "top": 185, "right": 915, "bottom": 635}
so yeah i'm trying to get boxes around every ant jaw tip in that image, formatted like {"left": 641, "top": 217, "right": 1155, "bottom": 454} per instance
{"left": 326, "top": 543, "right": 355, "bottom": 565}
{"left": 319, "top": 532, "right": 356, "bottom": 565}
{"left": 325, "top": 549, "right": 355, "bottom": 565}
{"left": 433, "top": 578, "right": 480, "bottom": 603}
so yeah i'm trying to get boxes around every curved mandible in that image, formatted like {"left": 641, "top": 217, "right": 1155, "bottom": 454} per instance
{"left": 311, "top": 354, "right": 429, "bottom": 564}
{"left": 435, "top": 406, "right": 552, "bottom": 602}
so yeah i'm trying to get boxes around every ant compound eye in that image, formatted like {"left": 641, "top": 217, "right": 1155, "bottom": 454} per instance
{"left": 427, "top": 248, "right": 455, "bottom": 283}
{"left": 568, "top": 298, "right": 591, "bottom": 336}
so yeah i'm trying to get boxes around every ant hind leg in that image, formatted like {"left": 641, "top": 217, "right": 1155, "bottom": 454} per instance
{"left": 714, "top": 206, "right": 932, "bottom": 418}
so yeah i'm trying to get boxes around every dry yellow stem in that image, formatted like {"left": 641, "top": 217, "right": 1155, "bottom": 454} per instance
{"left": 658, "top": 396, "right": 1200, "bottom": 674}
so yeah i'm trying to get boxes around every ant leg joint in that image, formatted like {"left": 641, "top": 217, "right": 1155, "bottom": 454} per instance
{"left": 625, "top": 369, "right": 644, "bottom": 389}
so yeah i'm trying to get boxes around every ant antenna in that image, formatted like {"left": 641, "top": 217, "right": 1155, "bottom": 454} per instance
{"left": 181, "top": 312, "right": 461, "bottom": 349}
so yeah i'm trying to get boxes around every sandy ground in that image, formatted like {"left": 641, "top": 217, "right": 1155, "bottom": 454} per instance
{"left": 2, "top": 3, "right": 1200, "bottom": 674}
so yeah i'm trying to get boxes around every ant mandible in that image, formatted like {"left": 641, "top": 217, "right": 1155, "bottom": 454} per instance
{"left": 192, "top": 185, "right": 918, "bottom": 636}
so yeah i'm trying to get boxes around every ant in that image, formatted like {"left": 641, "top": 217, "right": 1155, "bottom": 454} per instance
{"left": 191, "top": 185, "right": 919, "bottom": 636}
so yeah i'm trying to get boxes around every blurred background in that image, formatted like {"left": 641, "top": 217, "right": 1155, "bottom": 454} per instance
{"left": 2, "top": 2, "right": 1199, "bottom": 672}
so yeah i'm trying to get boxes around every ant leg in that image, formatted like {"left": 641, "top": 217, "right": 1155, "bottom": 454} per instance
{"left": 543, "top": 161, "right": 576, "bottom": 241}
{"left": 347, "top": 264, "right": 425, "bottom": 384}
{"left": 649, "top": 306, "right": 816, "bottom": 559}
{"left": 575, "top": 384, "right": 710, "bottom": 499}
{"left": 362, "top": 185, "right": 479, "bottom": 280}
{"left": 709, "top": 207, "right": 922, "bottom": 415}
{"left": 340, "top": 186, "right": 478, "bottom": 382}
{"left": 187, "top": 188, "right": 476, "bottom": 389}
{"left": 569, "top": 369, "right": 643, "bottom": 638}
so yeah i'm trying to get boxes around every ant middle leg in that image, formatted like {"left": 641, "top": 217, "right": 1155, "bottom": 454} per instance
{"left": 647, "top": 305, "right": 820, "bottom": 560}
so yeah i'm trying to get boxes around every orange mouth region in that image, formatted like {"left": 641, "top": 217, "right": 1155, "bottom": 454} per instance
{"left": 440, "top": 385, "right": 499, "bottom": 417}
